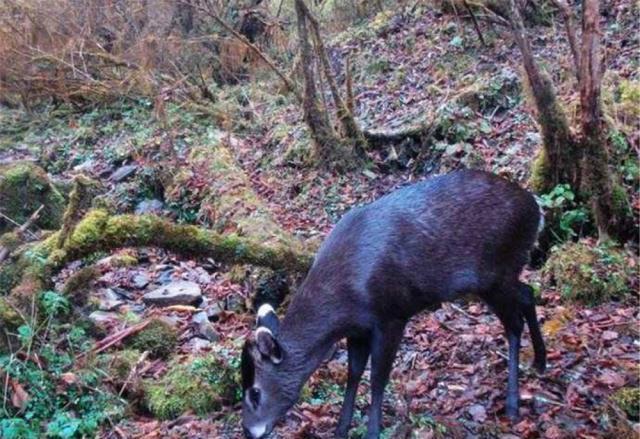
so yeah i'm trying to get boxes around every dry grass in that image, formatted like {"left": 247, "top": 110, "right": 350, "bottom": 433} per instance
{"left": 0, "top": 0, "right": 288, "bottom": 107}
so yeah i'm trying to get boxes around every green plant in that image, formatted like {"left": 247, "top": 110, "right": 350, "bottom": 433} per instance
{"left": 538, "top": 184, "right": 590, "bottom": 242}
{"left": 0, "top": 291, "right": 125, "bottom": 438}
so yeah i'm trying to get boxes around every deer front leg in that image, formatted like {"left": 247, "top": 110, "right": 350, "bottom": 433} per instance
{"left": 335, "top": 337, "right": 370, "bottom": 438}
{"left": 366, "top": 321, "right": 405, "bottom": 439}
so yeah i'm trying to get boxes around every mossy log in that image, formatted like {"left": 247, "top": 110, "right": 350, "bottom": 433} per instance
{"left": 0, "top": 209, "right": 314, "bottom": 335}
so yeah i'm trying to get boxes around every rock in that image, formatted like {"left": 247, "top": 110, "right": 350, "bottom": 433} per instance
{"left": 193, "top": 311, "right": 220, "bottom": 342}
{"left": 109, "top": 164, "right": 137, "bottom": 182}
{"left": 99, "top": 299, "right": 124, "bottom": 311}
{"left": 187, "top": 338, "right": 213, "bottom": 352}
{"left": 157, "top": 269, "right": 174, "bottom": 284}
{"left": 206, "top": 302, "right": 224, "bottom": 322}
{"left": 224, "top": 294, "right": 245, "bottom": 312}
{"left": 132, "top": 273, "right": 150, "bottom": 289}
{"left": 98, "top": 288, "right": 124, "bottom": 311}
{"left": 73, "top": 159, "right": 95, "bottom": 173}
{"left": 143, "top": 281, "right": 202, "bottom": 307}
{"left": 135, "top": 199, "right": 164, "bottom": 215}
{"left": 88, "top": 311, "right": 119, "bottom": 328}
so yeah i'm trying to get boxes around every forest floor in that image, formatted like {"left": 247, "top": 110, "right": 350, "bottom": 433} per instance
{"left": 0, "top": 0, "right": 638, "bottom": 438}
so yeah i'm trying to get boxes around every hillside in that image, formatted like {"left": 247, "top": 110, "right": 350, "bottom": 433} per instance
{"left": 0, "top": 0, "right": 638, "bottom": 438}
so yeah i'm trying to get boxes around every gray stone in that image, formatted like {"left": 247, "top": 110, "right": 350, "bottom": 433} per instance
{"left": 193, "top": 311, "right": 219, "bottom": 342}
{"left": 132, "top": 273, "right": 150, "bottom": 289}
{"left": 73, "top": 159, "right": 95, "bottom": 173}
{"left": 143, "top": 281, "right": 202, "bottom": 307}
{"left": 135, "top": 199, "right": 164, "bottom": 215}
{"left": 206, "top": 302, "right": 224, "bottom": 322}
{"left": 109, "top": 164, "right": 137, "bottom": 182}
{"left": 88, "top": 311, "right": 119, "bottom": 327}
{"left": 98, "top": 299, "right": 124, "bottom": 311}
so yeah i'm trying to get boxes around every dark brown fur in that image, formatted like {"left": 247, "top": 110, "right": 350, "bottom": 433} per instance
{"left": 241, "top": 170, "right": 546, "bottom": 439}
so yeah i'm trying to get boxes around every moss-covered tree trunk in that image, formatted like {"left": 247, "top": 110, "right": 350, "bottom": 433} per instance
{"left": 507, "top": 0, "right": 581, "bottom": 194}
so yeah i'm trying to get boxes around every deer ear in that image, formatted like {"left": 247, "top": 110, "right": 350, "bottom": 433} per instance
{"left": 256, "top": 303, "right": 279, "bottom": 335}
{"left": 255, "top": 327, "right": 283, "bottom": 364}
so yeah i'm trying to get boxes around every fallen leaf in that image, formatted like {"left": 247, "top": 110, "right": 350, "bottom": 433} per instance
{"left": 597, "top": 370, "right": 625, "bottom": 387}
{"left": 601, "top": 330, "right": 619, "bottom": 341}
{"left": 10, "top": 380, "right": 29, "bottom": 410}
{"left": 468, "top": 404, "right": 487, "bottom": 422}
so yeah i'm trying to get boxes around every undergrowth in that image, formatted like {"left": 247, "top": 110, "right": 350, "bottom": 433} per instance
{"left": 0, "top": 291, "right": 125, "bottom": 438}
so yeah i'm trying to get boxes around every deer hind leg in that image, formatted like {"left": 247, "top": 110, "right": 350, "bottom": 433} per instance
{"left": 517, "top": 281, "right": 547, "bottom": 373}
{"left": 483, "top": 287, "right": 525, "bottom": 420}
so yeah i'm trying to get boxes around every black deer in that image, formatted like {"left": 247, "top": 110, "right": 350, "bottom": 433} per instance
{"left": 241, "top": 170, "right": 546, "bottom": 439}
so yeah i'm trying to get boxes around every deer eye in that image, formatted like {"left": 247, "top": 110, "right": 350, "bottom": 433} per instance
{"left": 248, "top": 387, "right": 261, "bottom": 408}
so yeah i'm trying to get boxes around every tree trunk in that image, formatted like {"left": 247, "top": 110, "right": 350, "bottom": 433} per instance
{"left": 507, "top": 0, "right": 581, "bottom": 193}
{"left": 578, "top": 0, "right": 617, "bottom": 240}
{"left": 297, "top": 0, "right": 366, "bottom": 152}
{"left": 294, "top": 0, "right": 342, "bottom": 163}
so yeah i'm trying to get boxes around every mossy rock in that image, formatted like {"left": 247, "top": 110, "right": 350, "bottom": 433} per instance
{"left": 543, "top": 239, "right": 637, "bottom": 305}
{"left": 62, "top": 265, "right": 101, "bottom": 306}
{"left": 127, "top": 319, "right": 178, "bottom": 359}
{"left": 0, "top": 162, "right": 65, "bottom": 233}
{"left": 143, "top": 354, "right": 239, "bottom": 420}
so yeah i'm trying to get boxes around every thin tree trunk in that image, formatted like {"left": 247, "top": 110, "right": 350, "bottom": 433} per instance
{"left": 578, "top": 0, "right": 616, "bottom": 240}
{"left": 294, "top": 0, "right": 341, "bottom": 161}
{"left": 507, "top": 0, "right": 580, "bottom": 192}
{"left": 297, "top": 0, "right": 366, "bottom": 151}
{"left": 551, "top": 0, "right": 581, "bottom": 82}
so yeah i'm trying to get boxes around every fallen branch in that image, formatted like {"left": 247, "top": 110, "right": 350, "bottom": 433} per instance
{"left": 0, "top": 205, "right": 44, "bottom": 264}
{"left": 80, "top": 320, "right": 151, "bottom": 359}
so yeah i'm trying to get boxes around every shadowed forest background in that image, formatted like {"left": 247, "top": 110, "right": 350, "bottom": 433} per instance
{"left": 0, "top": 0, "right": 638, "bottom": 437}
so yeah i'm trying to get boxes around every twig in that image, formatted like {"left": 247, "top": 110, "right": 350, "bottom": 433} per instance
{"left": 0, "top": 205, "right": 44, "bottom": 264}
{"left": 78, "top": 320, "right": 150, "bottom": 359}
{"left": 118, "top": 351, "right": 149, "bottom": 397}
{"left": 179, "top": 0, "right": 301, "bottom": 102}
{"left": 463, "top": 0, "right": 487, "bottom": 46}
{"left": 449, "top": 303, "right": 482, "bottom": 322}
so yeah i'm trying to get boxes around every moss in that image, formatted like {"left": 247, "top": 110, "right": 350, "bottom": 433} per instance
{"left": 544, "top": 239, "right": 637, "bottom": 305}
{"left": 0, "top": 162, "right": 65, "bottom": 233}
{"left": 618, "top": 80, "right": 640, "bottom": 120}
{"left": 529, "top": 148, "right": 552, "bottom": 193}
{"left": 611, "top": 387, "right": 640, "bottom": 421}
{"left": 127, "top": 319, "right": 178, "bottom": 359}
{"left": 56, "top": 176, "right": 103, "bottom": 248}
{"left": 62, "top": 265, "right": 101, "bottom": 306}
{"left": 0, "top": 232, "right": 21, "bottom": 250}
{"left": 109, "top": 253, "right": 138, "bottom": 268}
{"left": 143, "top": 354, "right": 238, "bottom": 420}
{"left": 0, "top": 296, "right": 24, "bottom": 328}
{"left": 103, "top": 349, "right": 143, "bottom": 383}
{"left": 64, "top": 209, "right": 109, "bottom": 253}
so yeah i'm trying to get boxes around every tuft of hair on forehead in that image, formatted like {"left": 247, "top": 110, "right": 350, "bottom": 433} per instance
{"left": 257, "top": 303, "right": 275, "bottom": 319}
{"left": 256, "top": 303, "right": 280, "bottom": 335}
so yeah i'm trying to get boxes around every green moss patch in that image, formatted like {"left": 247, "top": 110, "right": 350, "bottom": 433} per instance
{"left": 0, "top": 162, "right": 65, "bottom": 233}
{"left": 127, "top": 319, "right": 178, "bottom": 359}
{"left": 611, "top": 387, "right": 640, "bottom": 422}
{"left": 544, "top": 239, "right": 637, "bottom": 305}
{"left": 143, "top": 354, "right": 239, "bottom": 420}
